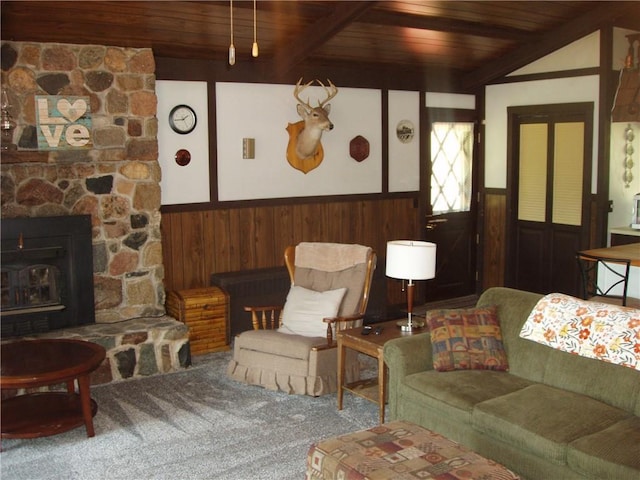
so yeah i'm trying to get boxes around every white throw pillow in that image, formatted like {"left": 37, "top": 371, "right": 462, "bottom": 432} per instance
{"left": 278, "top": 285, "right": 347, "bottom": 337}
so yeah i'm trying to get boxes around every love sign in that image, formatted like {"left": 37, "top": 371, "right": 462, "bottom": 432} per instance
{"left": 35, "top": 95, "right": 92, "bottom": 150}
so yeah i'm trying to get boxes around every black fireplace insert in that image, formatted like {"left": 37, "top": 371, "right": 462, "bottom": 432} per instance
{"left": 1, "top": 215, "right": 95, "bottom": 337}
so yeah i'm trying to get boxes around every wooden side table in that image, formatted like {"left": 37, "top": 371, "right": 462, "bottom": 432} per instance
{"left": 337, "top": 319, "right": 419, "bottom": 423}
{"left": 1, "top": 339, "right": 106, "bottom": 439}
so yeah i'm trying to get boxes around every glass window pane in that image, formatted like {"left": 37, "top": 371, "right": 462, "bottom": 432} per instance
{"left": 430, "top": 122, "right": 473, "bottom": 214}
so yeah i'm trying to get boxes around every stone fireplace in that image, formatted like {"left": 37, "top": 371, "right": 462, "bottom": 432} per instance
{"left": 1, "top": 40, "right": 164, "bottom": 324}
{"left": 1, "top": 41, "right": 190, "bottom": 383}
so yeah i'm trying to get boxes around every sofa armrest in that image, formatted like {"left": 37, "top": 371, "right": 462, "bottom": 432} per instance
{"left": 383, "top": 332, "right": 433, "bottom": 420}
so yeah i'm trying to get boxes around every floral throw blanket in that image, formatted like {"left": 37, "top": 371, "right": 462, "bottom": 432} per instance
{"left": 520, "top": 293, "right": 640, "bottom": 370}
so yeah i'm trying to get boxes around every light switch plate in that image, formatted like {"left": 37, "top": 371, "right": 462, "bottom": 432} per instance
{"left": 243, "top": 138, "right": 255, "bottom": 159}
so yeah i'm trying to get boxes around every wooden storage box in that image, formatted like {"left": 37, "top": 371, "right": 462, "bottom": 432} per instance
{"left": 166, "top": 287, "right": 229, "bottom": 355}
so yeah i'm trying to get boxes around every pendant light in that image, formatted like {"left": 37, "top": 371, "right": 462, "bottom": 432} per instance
{"left": 228, "top": 0, "right": 236, "bottom": 65}
{"left": 252, "top": 0, "right": 259, "bottom": 58}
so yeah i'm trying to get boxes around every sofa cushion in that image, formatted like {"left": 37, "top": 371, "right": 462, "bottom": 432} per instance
{"left": 476, "top": 287, "right": 549, "bottom": 382}
{"left": 402, "top": 370, "right": 534, "bottom": 420}
{"left": 541, "top": 346, "right": 640, "bottom": 415}
{"left": 567, "top": 416, "right": 640, "bottom": 480}
{"left": 279, "top": 286, "right": 346, "bottom": 337}
{"left": 472, "top": 384, "right": 632, "bottom": 465}
{"left": 426, "top": 306, "right": 509, "bottom": 371}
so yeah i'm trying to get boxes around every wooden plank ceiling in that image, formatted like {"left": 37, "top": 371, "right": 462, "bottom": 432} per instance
{"left": 1, "top": 1, "right": 639, "bottom": 90}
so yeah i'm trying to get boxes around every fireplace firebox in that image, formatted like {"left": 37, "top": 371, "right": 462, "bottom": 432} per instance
{"left": 1, "top": 215, "right": 95, "bottom": 337}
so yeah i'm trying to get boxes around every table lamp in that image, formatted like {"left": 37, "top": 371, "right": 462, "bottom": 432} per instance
{"left": 386, "top": 240, "right": 437, "bottom": 331}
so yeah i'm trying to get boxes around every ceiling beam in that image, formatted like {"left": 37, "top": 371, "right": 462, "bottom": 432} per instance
{"left": 359, "top": 9, "right": 535, "bottom": 41}
{"left": 461, "top": 3, "right": 639, "bottom": 91}
{"left": 614, "top": 13, "right": 640, "bottom": 32}
{"left": 265, "top": 1, "right": 377, "bottom": 82}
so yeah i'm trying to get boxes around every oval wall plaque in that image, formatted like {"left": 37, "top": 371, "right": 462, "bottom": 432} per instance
{"left": 396, "top": 120, "right": 415, "bottom": 143}
{"left": 349, "top": 135, "right": 369, "bottom": 162}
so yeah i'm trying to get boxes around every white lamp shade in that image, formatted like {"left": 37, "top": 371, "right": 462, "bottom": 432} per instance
{"left": 386, "top": 240, "right": 436, "bottom": 281}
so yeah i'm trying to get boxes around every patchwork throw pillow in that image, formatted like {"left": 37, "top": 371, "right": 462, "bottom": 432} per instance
{"left": 426, "top": 306, "right": 509, "bottom": 372}
{"left": 278, "top": 285, "right": 347, "bottom": 337}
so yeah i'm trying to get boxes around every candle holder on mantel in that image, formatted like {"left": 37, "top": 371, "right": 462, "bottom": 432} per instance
{"left": 1, "top": 88, "right": 17, "bottom": 151}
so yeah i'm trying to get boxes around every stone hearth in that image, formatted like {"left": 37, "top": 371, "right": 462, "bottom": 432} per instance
{"left": 7, "top": 316, "right": 191, "bottom": 389}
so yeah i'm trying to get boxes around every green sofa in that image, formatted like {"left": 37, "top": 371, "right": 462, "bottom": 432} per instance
{"left": 384, "top": 287, "right": 640, "bottom": 480}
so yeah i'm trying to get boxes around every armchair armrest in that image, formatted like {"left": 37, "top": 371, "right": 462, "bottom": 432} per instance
{"left": 383, "top": 333, "right": 433, "bottom": 420}
{"left": 322, "top": 313, "right": 365, "bottom": 345}
{"left": 243, "top": 305, "right": 284, "bottom": 330}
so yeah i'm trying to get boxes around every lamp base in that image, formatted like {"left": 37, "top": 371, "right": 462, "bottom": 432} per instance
{"left": 396, "top": 319, "right": 425, "bottom": 331}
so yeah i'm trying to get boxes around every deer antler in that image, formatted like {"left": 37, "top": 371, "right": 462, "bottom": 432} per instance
{"left": 316, "top": 79, "right": 338, "bottom": 107}
{"left": 293, "top": 77, "right": 314, "bottom": 109}
{"left": 293, "top": 77, "right": 338, "bottom": 109}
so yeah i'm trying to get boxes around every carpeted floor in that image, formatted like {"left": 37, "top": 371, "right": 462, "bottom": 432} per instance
{"left": 1, "top": 351, "right": 379, "bottom": 480}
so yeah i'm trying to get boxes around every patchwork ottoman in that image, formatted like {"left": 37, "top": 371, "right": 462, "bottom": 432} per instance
{"left": 306, "top": 420, "right": 520, "bottom": 480}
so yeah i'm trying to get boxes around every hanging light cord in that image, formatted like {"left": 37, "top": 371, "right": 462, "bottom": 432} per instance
{"left": 252, "top": 0, "right": 259, "bottom": 57}
{"left": 229, "top": 0, "right": 236, "bottom": 65}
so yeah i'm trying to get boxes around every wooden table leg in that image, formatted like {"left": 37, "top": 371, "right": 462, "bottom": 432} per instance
{"left": 77, "top": 375, "right": 95, "bottom": 437}
{"left": 337, "top": 341, "right": 345, "bottom": 411}
{"left": 378, "top": 354, "right": 385, "bottom": 424}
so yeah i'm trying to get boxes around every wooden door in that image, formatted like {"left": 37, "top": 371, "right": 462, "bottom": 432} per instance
{"left": 423, "top": 111, "right": 479, "bottom": 301}
{"left": 506, "top": 103, "right": 593, "bottom": 295}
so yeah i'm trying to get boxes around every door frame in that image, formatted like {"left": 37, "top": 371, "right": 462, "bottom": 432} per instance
{"left": 505, "top": 102, "right": 594, "bottom": 292}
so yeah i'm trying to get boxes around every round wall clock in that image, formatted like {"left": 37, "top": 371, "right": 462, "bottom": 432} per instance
{"left": 169, "top": 104, "right": 197, "bottom": 134}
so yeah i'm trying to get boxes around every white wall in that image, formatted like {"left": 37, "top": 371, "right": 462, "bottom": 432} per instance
{"left": 156, "top": 80, "right": 210, "bottom": 205}
{"left": 388, "top": 90, "right": 420, "bottom": 192}
{"left": 216, "top": 82, "right": 383, "bottom": 201}
{"left": 510, "top": 32, "right": 600, "bottom": 75}
{"left": 485, "top": 75, "right": 600, "bottom": 191}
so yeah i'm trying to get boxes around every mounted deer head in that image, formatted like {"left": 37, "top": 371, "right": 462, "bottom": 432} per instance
{"left": 291, "top": 77, "right": 338, "bottom": 161}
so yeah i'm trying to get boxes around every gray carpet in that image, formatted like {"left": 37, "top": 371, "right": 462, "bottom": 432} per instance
{"left": 1, "top": 351, "right": 379, "bottom": 480}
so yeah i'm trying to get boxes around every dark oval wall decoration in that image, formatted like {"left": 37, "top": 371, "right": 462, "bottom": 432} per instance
{"left": 349, "top": 135, "right": 369, "bottom": 162}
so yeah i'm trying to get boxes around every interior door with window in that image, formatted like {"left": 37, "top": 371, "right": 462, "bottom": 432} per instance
{"left": 506, "top": 104, "right": 592, "bottom": 296}
{"left": 424, "top": 113, "right": 478, "bottom": 301}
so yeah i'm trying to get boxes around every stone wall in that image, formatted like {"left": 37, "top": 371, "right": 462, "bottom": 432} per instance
{"left": 1, "top": 41, "right": 165, "bottom": 323}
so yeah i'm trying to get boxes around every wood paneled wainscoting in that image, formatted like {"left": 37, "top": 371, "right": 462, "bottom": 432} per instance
{"left": 482, "top": 189, "right": 507, "bottom": 290}
{"left": 160, "top": 197, "right": 419, "bottom": 307}
{"left": 479, "top": 190, "right": 602, "bottom": 294}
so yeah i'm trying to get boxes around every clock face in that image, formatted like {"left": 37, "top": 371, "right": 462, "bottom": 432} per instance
{"left": 169, "top": 104, "right": 197, "bottom": 134}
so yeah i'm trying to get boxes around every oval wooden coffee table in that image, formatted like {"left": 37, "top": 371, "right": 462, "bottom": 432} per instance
{"left": 1, "top": 338, "right": 106, "bottom": 439}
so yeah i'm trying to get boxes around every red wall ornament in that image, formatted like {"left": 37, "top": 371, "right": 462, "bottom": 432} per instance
{"left": 174, "top": 148, "right": 191, "bottom": 166}
{"left": 349, "top": 135, "right": 369, "bottom": 162}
